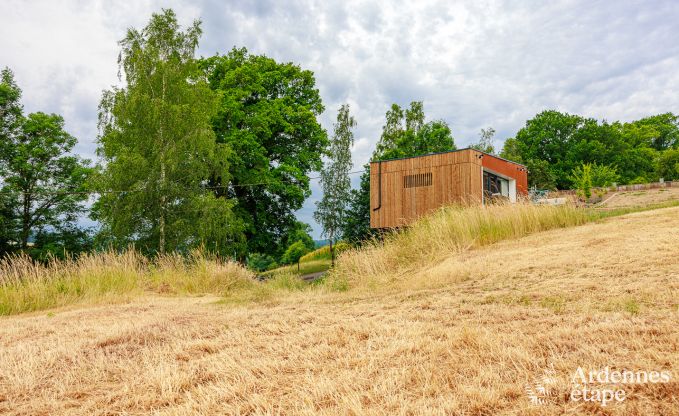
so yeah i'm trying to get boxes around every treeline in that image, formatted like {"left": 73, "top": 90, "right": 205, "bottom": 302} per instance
{"left": 500, "top": 110, "right": 679, "bottom": 189}
{"left": 1, "top": 9, "right": 678, "bottom": 263}
{"left": 1, "top": 10, "right": 327, "bottom": 263}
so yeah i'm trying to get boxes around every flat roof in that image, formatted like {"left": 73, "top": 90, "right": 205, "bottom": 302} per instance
{"left": 370, "top": 147, "right": 527, "bottom": 168}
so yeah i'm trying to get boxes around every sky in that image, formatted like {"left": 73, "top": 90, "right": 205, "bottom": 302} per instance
{"left": 2, "top": 0, "right": 679, "bottom": 238}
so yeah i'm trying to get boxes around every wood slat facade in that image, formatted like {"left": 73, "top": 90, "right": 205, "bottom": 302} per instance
{"left": 370, "top": 148, "right": 528, "bottom": 228}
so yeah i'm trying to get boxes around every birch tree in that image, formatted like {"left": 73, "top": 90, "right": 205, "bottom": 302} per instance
{"left": 314, "top": 104, "right": 355, "bottom": 266}
{"left": 95, "top": 9, "right": 241, "bottom": 254}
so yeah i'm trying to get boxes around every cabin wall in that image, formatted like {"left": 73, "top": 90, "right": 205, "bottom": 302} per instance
{"left": 370, "top": 149, "right": 528, "bottom": 229}
{"left": 370, "top": 149, "right": 484, "bottom": 228}
{"left": 480, "top": 155, "right": 528, "bottom": 196}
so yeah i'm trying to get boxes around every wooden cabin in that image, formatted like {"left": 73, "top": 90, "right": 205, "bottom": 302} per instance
{"left": 370, "top": 148, "right": 528, "bottom": 228}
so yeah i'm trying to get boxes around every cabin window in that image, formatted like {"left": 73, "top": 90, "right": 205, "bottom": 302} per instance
{"left": 404, "top": 172, "right": 432, "bottom": 188}
{"left": 483, "top": 171, "right": 509, "bottom": 199}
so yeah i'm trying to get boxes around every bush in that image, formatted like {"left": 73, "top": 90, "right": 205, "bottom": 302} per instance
{"left": 247, "top": 253, "right": 277, "bottom": 272}
{"left": 281, "top": 241, "right": 310, "bottom": 268}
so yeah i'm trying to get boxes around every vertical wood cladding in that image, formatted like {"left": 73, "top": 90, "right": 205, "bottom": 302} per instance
{"left": 370, "top": 149, "right": 527, "bottom": 228}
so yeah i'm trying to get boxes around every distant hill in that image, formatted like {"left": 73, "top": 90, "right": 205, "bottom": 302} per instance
{"left": 314, "top": 239, "right": 330, "bottom": 248}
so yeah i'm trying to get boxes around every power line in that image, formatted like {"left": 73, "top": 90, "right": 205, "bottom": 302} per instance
{"left": 0, "top": 169, "right": 366, "bottom": 197}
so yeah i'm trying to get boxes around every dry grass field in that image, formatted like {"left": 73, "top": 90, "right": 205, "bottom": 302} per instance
{"left": 599, "top": 186, "right": 679, "bottom": 209}
{"left": 1, "top": 206, "right": 678, "bottom": 415}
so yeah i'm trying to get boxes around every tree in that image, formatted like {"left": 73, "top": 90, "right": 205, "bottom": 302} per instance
{"left": 632, "top": 113, "right": 679, "bottom": 151}
{"left": 201, "top": 48, "right": 328, "bottom": 257}
{"left": 30, "top": 226, "right": 94, "bottom": 261}
{"left": 0, "top": 68, "right": 92, "bottom": 252}
{"left": 342, "top": 102, "right": 455, "bottom": 244}
{"left": 315, "top": 104, "right": 355, "bottom": 266}
{"left": 508, "top": 110, "right": 670, "bottom": 189}
{"left": 95, "top": 9, "right": 242, "bottom": 255}
{"left": 471, "top": 127, "right": 496, "bottom": 154}
{"left": 278, "top": 221, "right": 315, "bottom": 258}
{"left": 657, "top": 149, "right": 679, "bottom": 181}
{"left": 342, "top": 166, "right": 373, "bottom": 244}
{"left": 281, "top": 240, "right": 309, "bottom": 271}
{"left": 570, "top": 163, "right": 593, "bottom": 200}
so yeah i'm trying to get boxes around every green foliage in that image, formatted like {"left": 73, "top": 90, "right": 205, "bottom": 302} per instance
{"left": 342, "top": 102, "right": 456, "bottom": 244}
{"left": 570, "top": 163, "right": 617, "bottom": 201}
{"left": 470, "top": 127, "right": 496, "bottom": 154}
{"left": 508, "top": 110, "right": 673, "bottom": 189}
{"left": 633, "top": 113, "right": 679, "bottom": 150}
{"left": 656, "top": 148, "right": 679, "bottom": 180}
{"left": 247, "top": 252, "right": 277, "bottom": 272}
{"left": 342, "top": 164, "right": 374, "bottom": 244}
{"left": 201, "top": 48, "right": 327, "bottom": 257}
{"left": 499, "top": 137, "right": 522, "bottom": 162}
{"left": 570, "top": 163, "right": 593, "bottom": 200}
{"left": 315, "top": 104, "right": 355, "bottom": 263}
{"left": 29, "top": 227, "right": 94, "bottom": 262}
{"left": 281, "top": 240, "right": 310, "bottom": 269}
{"left": 278, "top": 221, "right": 315, "bottom": 258}
{"left": 0, "top": 68, "right": 92, "bottom": 253}
{"left": 95, "top": 10, "right": 242, "bottom": 255}
{"left": 589, "top": 163, "right": 619, "bottom": 187}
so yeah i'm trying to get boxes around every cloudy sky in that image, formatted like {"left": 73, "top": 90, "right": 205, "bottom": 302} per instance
{"left": 2, "top": 0, "right": 679, "bottom": 238}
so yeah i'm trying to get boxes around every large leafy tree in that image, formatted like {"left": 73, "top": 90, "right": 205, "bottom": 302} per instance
{"left": 657, "top": 148, "right": 679, "bottom": 180}
{"left": 342, "top": 102, "right": 455, "bottom": 244}
{"left": 95, "top": 9, "right": 242, "bottom": 255}
{"left": 315, "top": 104, "right": 355, "bottom": 266}
{"left": 201, "top": 48, "right": 328, "bottom": 256}
{"left": 633, "top": 113, "right": 679, "bottom": 151}
{"left": 504, "top": 110, "right": 670, "bottom": 189}
{"left": 0, "top": 68, "right": 92, "bottom": 252}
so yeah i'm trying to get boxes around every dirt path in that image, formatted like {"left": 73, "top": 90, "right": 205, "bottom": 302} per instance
{"left": 300, "top": 271, "right": 326, "bottom": 281}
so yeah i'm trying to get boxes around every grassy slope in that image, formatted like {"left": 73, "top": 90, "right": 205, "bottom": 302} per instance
{"left": 260, "top": 258, "right": 331, "bottom": 278}
{"left": 1, "top": 206, "right": 678, "bottom": 415}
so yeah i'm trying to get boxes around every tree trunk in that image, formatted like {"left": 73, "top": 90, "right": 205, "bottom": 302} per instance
{"left": 158, "top": 71, "right": 167, "bottom": 254}
{"left": 297, "top": 261, "right": 300, "bottom": 272}
{"left": 329, "top": 238, "right": 334, "bottom": 268}
{"left": 159, "top": 160, "right": 166, "bottom": 254}
{"left": 21, "top": 191, "right": 30, "bottom": 250}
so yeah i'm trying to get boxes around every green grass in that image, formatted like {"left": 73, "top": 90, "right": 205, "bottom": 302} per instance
{"left": 260, "top": 259, "right": 331, "bottom": 278}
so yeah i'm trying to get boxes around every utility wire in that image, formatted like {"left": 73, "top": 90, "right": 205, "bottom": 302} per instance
{"left": 0, "top": 169, "right": 367, "bottom": 196}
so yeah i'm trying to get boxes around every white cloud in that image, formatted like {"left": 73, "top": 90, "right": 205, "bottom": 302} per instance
{"left": 2, "top": 0, "right": 678, "bottom": 238}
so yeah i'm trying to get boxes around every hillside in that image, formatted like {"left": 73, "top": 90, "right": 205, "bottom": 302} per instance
{"left": 1, "top": 207, "right": 678, "bottom": 415}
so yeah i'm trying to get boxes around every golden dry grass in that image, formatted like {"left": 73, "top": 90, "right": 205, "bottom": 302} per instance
{"left": 1, "top": 207, "right": 678, "bottom": 415}
{"left": 599, "top": 187, "right": 679, "bottom": 209}
{"left": 0, "top": 250, "right": 256, "bottom": 315}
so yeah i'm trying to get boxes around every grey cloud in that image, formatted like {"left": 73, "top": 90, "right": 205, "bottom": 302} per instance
{"left": 3, "top": 0, "right": 678, "bottom": 238}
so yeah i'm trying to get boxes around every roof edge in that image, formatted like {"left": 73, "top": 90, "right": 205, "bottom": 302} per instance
{"left": 369, "top": 147, "right": 527, "bottom": 168}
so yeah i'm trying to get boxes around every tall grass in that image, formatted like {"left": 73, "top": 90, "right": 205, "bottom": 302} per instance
{"left": 331, "top": 202, "right": 590, "bottom": 286}
{"left": 0, "top": 250, "right": 255, "bottom": 315}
